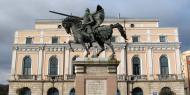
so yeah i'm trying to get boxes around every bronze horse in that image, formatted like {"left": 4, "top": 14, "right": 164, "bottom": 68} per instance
{"left": 62, "top": 17, "right": 127, "bottom": 58}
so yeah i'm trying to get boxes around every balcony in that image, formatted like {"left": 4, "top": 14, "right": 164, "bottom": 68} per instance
{"left": 18, "top": 75, "right": 37, "bottom": 80}
{"left": 117, "top": 75, "right": 148, "bottom": 81}
{"left": 45, "top": 75, "right": 64, "bottom": 81}
{"left": 116, "top": 74, "right": 184, "bottom": 81}
{"left": 11, "top": 75, "right": 39, "bottom": 80}
{"left": 117, "top": 74, "right": 127, "bottom": 81}
{"left": 156, "top": 74, "right": 184, "bottom": 80}
{"left": 65, "top": 74, "right": 75, "bottom": 81}
{"left": 128, "top": 75, "right": 148, "bottom": 81}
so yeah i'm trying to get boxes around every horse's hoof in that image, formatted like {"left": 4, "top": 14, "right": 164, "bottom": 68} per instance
{"left": 109, "top": 55, "right": 115, "bottom": 60}
{"left": 70, "top": 48, "right": 74, "bottom": 52}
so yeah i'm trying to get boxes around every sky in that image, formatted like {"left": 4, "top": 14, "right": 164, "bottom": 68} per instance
{"left": 0, "top": 0, "right": 190, "bottom": 84}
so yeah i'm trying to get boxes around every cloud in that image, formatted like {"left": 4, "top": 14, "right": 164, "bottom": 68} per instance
{"left": 0, "top": 0, "right": 190, "bottom": 84}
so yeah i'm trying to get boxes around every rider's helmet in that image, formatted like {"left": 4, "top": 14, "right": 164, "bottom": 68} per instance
{"left": 85, "top": 8, "right": 90, "bottom": 13}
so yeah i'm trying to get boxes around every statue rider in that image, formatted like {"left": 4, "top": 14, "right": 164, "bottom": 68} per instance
{"left": 82, "top": 8, "right": 95, "bottom": 42}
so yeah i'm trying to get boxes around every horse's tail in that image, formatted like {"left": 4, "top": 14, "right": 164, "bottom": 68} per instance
{"left": 110, "top": 23, "right": 127, "bottom": 41}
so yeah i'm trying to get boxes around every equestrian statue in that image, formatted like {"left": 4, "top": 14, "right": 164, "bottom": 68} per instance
{"left": 50, "top": 5, "right": 127, "bottom": 59}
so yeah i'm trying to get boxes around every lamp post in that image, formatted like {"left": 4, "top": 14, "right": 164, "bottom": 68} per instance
{"left": 51, "top": 76, "right": 56, "bottom": 95}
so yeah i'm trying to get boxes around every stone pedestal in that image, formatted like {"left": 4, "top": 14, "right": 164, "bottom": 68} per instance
{"left": 73, "top": 58, "right": 119, "bottom": 95}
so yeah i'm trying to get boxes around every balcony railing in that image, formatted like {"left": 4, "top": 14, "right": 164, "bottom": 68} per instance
{"left": 45, "top": 75, "right": 64, "bottom": 81}
{"left": 117, "top": 74, "right": 184, "bottom": 81}
{"left": 9, "top": 74, "right": 184, "bottom": 81}
{"left": 156, "top": 74, "right": 184, "bottom": 80}
{"left": 117, "top": 74, "right": 127, "bottom": 81}
{"left": 11, "top": 75, "right": 39, "bottom": 80}
{"left": 128, "top": 75, "right": 148, "bottom": 81}
{"left": 65, "top": 74, "right": 75, "bottom": 80}
{"left": 117, "top": 75, "right": 148, "bottom": 81}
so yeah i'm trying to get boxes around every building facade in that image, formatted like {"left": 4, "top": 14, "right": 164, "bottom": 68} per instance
{"left": 181, "top": 50, "right": 190, "bottom": 95}
{"left": 9, "top": 18, "right": 185, "bottom": 95}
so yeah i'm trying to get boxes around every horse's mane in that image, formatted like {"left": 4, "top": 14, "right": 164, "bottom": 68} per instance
{"left": 64, "top": 26, "right": 71, "bottom": 34}
{"left": 63, "top": 17, "right": 82, "bottom": 34}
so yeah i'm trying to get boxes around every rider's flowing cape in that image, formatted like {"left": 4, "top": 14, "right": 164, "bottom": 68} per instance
{"left": 92, "top": 5, "right": 105, "bottom": 28}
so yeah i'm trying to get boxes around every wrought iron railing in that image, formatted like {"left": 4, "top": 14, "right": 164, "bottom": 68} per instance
{"left": 16, "top": 75, "right": 38, "bottom": 80}
{"left": 156, "top": 74, "right": 184, "bottom": 80}
{"left": 45, "top": 75, "right": 64, "bottom": 81}
{"left": 128, "top": 75, "right": 147, "bottom": 81}
{"left": 9, "top": 74, "right": 184, "bottom": 81}
{"left": 65, "top": 74, "right": 76, "bottom": 80}
{"left": 117, "top": 74, "right": 127, "bottom": 81}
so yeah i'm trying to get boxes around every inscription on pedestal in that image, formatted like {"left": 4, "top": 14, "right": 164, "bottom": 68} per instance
{"left": 86, "top": 80, "right": 107, "bottom": 95}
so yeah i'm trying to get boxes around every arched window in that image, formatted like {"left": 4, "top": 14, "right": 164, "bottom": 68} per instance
{"left": 47, "top": 87, "right": 59, "bottom": 95}
{"left": 132, "top": 87, "right": 143, "bottom": 95}
{"left": 132, "top": 56, "right": 141, "bottom": 75}
{"left": 116, "top": 88, "right": 120, "bottom": 95}
{"left": 160, "top": 55, "right": 169, "bottom": 75}
{"left": 159, "top": 87, "right": 175, "bottom": 95}
{"left": 69, "top": 88, "right": 75, "bottom": 95}
{"left": 23, "top": 56, "right": 31, "bottom": 75}
{"left": 49, "top": 56, "right": 58, "bottom": 75}
{"left": 19, "top": 87, "right": 31, "bottom": 95}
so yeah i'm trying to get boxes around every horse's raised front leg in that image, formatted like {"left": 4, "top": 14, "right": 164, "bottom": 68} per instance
{"left": 68, "top": 40, "right": 75, "bottom": 52}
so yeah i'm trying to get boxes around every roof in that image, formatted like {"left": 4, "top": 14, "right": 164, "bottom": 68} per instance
{"left": 35, "top": 18, "right": 159, "bottom": 24}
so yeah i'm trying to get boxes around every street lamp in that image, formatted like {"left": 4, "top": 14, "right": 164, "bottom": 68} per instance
{"left": 51, "top": 76, "right": 56, "bottom": 95}
{"left": 51, "top": 76, "right": 55, "bottom": 86}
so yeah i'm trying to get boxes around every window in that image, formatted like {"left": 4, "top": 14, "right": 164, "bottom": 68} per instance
{"left": 159, "top": 35, "right": 167, "bottom": 42}
{"left": 160, "top": 55, "right": 169, "bottom": 75}
{"left": 26, "top": 37, "right": 32, "bottom": 44}
{"left": 130, "top": 24, "right": 135, "bottom": 28}
{"left": 23, "top": 56, "right": 31, "bottom": 75}
{"left": 132, "top": 56, "right": 141, "bottom": 75}
{"left": 187, "top": 56, "right": 190, "bottom": 61}
{"left": 132, "top": 87, "right": 143, "bottom": 95}
{"left": 47, "top": 87, "right": 59, "bottom": 95}
{"left": 132, "top": 36, "right": 139, "bottom": 42}
{"left": 58, "top": 25, "right": 62, "bottom": 29}
{"left": 159, "top": 87, "right": 175, "bottom": 95}
{"left": 19, "top": 87, "right": 31, "bottom": 95}
{"left": 69, "top": 88, "right": 75, "bottom": 95}
{"left": 49, "top": 56, "right": 58, "bottom": 75}
{"left": 52, "top": 37, "right": 58, "bottom": 44}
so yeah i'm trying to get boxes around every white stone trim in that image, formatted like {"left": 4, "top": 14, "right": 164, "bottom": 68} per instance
{"left": 156, "top": 22, "right": 159, "bottom": 27}
{"left": 64, "top": 49, "right": 70, "bottom": 75}
{"left": 11, "top": 50, "right": 17, "bottom": 75}
{"left": 58, "top": 55, "right": 60, "bottom": 75}
{"left": 168, "top": 56, "right": 171, "bottom": 74}
{"left": 174, "top": 29, "right": 179, "bottom": 42}
{"left": 31, "top": 56, "right": 33, "bottom": 75}
{"left": 175, "top": 49, "right": 181, "bottom": 74}
{"left": 147, "top": 47, "right": 153, "bottom": 75}
{"left": 140, "top": 55, "right": 143, "bottom": 75}
{"left": 38, "top": 49, "right": 42, "bottom": 75}
{"left": 147, "top": 30, "right": 151, "bottom": 42}
{"left": 40, "top": 30, "right": 44, "bottom": 43}
{"left": 118, "top": 47, "right": 126, "bottom": 74}
{"left": 14, "top": 31, "right": 18, "bottom": 44}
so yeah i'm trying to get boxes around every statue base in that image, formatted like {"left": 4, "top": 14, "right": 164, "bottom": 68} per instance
{"left": 73, "top": 57, "right": 119, "bottom": 95}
